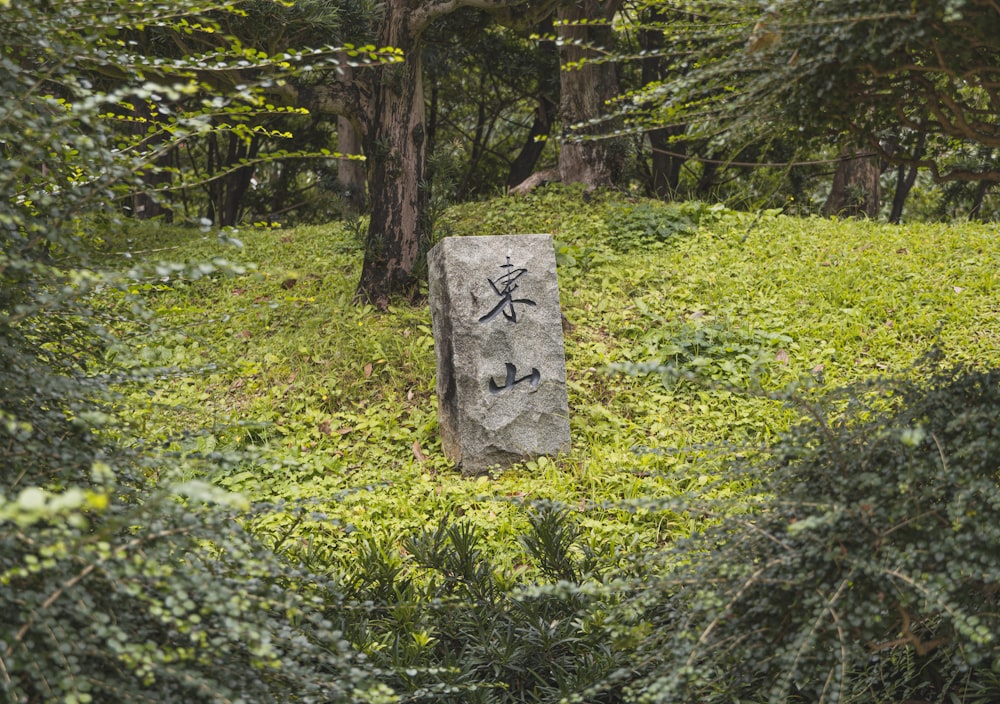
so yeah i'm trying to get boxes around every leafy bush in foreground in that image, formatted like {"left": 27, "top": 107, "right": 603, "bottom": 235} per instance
{"left": 628, "top": 365, "right": 1000, "bottom": 703}
{"left": 326, "top": 502, "right": 632, "bottom": 703}
{"left": 1, "top": 2, "right": 382, "bottom": 702}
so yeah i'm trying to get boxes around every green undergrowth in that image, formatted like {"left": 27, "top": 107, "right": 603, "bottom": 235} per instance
{"left": 100, "top": 185, "right": 1000, "bottom": 586}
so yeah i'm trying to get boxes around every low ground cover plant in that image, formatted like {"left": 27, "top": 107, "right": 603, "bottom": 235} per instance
{"left": 89, "top": 185, "right": 1000, "bottom": 701}
{"left": 628, "top": 364, "right": 1000, "bottom": 704}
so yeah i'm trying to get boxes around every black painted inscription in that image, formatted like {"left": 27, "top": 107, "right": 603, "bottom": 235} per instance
{"left": 478, "top": 256, "right": 536, "bottom": 323}
{"left": 488, "top": 362, "right": 541, "bottom": 394}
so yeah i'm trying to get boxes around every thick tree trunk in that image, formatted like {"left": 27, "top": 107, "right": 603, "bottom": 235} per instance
{"left": 355, "top": 1, "right": 428, "bottom": 307}
{"left": 557, "top": 0, "right": 625, "bottom": 188}
{"left": 823, "top": 145, "right": 881, "bottom": 218}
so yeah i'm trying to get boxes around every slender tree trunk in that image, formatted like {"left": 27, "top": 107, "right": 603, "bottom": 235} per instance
{"left": 457, "top": 70, "right": 492, "bottom": 199}
{"left": 507, "top": 19, "right": 558, "bottom": 190}
{"left": 507, "top": 95, "right": 556, "bottom": 189}
{"left": 355, "top": 0, "right": 428, "bottom": 307}
{"left": 648, "top": 128, "right": 686, "bottom": 199}
{"left": 888, "top": 130, "right": 926, "bottom": 224}
{"left": 557, "top": 0, "right": 625, "bottom": 188}
{"left": 640, "top": 7, "right": 686, "bottom": 199}
{"left": 823, "top": 145, "right": 881, "bottom": 218}
{"left": 218, "top": 134, "right": 259, "bottom": 227}
{"left": 337, "top": 116, "right": 367, "bottom": 214}
{"left": 969, "top": 180, "right": 993, "bottom": 221}
{"left": 889, "top": 163, "right": 918, "bottom": 224}
{"left": 336, "top": 65, "right": 366, "bottom": 215}
{"left": 695, "top": 160, "right": 720, "bottom": 199}
{"left": 130, "top": 101, "right": 174, "bottom": 221}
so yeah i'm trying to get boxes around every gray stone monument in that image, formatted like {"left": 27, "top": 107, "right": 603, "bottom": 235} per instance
{"left": 428, "top": 234, "right": 571, "bottom": 474}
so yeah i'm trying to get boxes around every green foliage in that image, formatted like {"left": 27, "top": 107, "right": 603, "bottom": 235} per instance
{"left": 1, "top": 2, "right": 387, "bottom": 702}
{"left": 629, "top": 364, "right": 1000, "bottom": 703}
{"left": 611, "top": 0, "right": 1000, "bottom": 187}
{"left": 603, "top": 201, "right": 726, "bottom": 251}
{"left": 92, "top": 183, "right": 1000, "bottom": 701}
{"left": 329, "top": 503, "right": 629, "bottom": 703}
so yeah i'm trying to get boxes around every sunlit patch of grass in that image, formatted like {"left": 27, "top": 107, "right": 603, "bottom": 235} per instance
{"left": 104, "top": 187, "right": 1000, "bottom": 585}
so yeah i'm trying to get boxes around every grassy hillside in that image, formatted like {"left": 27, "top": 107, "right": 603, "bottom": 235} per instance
{"left": 101, "top": 185, "right": 1000, "bottom": 579}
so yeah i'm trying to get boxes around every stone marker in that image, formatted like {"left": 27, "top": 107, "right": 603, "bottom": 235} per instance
{"left": 428, "top": 234, "right": 571, "bottom": 474}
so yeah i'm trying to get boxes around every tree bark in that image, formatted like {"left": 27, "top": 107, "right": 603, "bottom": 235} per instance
{"left": 557, "top": 0, "right": 625, "bottom": 189}
{"left": 507, "top": 95, "right": 556, "bottom": 190}
{"left": 507, "top": 21, "right": 558, "bottom": 190}
{"left": 129, "top": 101, "right": 174, "bottom": 221}
{"left": 336, "top": 115, "right": 367, "bottom": 214}
{"left": 823, "top": 145, "right": 881, "bottom": 218}
{"left": 334, "top": 64, "right": 367, "bottom": 215}
{"left": 277, "top": 0, "right": 563, "bottom": 306}
{"left": 640, "top": 7, "right": 686, "bottom": 199}
{"left": 969, "top": 180, "right": 993, "bottom": 221}
{"left": 888, "top": 129, "right": 926, "bottom": 224}
{"left": 354, "top": 0, "right": 429, "bottom": 308}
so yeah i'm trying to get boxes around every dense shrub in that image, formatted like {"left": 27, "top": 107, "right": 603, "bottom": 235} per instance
{"left": 627, "top": 365, "right": 1000, "bottom": 703}
{"left": 0, "top": 2, "right": 381, "bottom": 702}
{"left": 327, "top": 503, "right": 631, "bottom": 703}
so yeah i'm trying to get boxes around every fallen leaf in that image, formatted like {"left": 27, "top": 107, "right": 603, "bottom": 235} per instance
{"left": 412, "top": 441, "right": 427, "bottom": 463}
{"left": 318, "top": 420, "right": 332, "bottom": 435}
{"left": 363, "top": 362, "right": 373, "bottom": 378}
{"left": 775, "top": 349, "right": 790, "bottom": 365}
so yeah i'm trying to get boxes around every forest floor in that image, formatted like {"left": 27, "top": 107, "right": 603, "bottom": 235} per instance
{"left": 100, "top": 184, "right": 1000, "bottom": 580}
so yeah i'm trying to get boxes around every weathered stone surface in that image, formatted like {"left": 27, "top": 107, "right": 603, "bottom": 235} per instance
{"left": 428, "top": 234, "right": 571, "bottom": 474}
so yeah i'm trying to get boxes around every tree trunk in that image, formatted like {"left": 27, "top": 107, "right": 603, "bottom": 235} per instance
{"left": 507, "top": 22, "right": 558, "bottom": 190}
{"left": 696, "top": 160, "right": 720, "bottom": 199}
{"left": 648, "top": 128, "right": 686, "bottom": 199}
{"left": 219, "top": 134, "right": 260, "bottom": 227}
{"left": 557, "top": 0, "right": 625, "bottom": 188}
{"left": 823, "top": 145, "right": 881, "bottom": 218}
{"left": 355, "top": 0, "right": 428, "bottom": 308}
{"left": 335, "top": 65, "right": 366, "bottom": 215}
{"left": 641, "top": 7, "right": 685, "bottom": 199}
{"left": 337, "top": 115, "right": 367, "bottom": 214}
{"left": 888, "top": 130, "right": 926, "bottom": 224}
{"left": 969, "top": 180, "right": 993, "bottom": 221}
{"left": 130, "top": 101, "right": 174, "bottom": 221}
{"left": 889, "top": 163, "right": 919, "bottom": 224}
{"left": 507, "top": 95, "right": 556, "bottom": 190}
